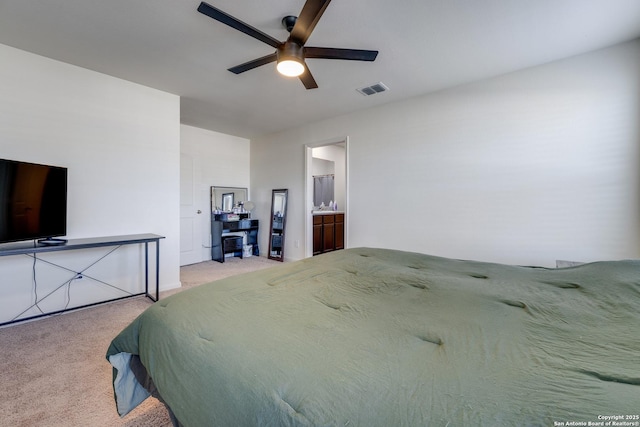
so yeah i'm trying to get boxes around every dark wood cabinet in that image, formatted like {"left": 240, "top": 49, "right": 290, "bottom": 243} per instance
{"left": 334, "top": 213, "right": 344, "bottom": 250}
{"left": 313, "top": 213, "right": 344, "bottom": 255}
{"left": 313, "top": 215, "right": 323, "bottom": 255}
{"left": 322, "top": 215, "right": 335, "bottom": 252}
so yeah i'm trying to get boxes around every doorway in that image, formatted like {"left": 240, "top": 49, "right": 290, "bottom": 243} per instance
{"left": 304, "top": 137, "right": 348, "bottom": 258}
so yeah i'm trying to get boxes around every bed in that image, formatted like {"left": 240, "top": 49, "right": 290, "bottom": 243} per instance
{"left": 106, "top": 247, "right": 640, "bottom": 426}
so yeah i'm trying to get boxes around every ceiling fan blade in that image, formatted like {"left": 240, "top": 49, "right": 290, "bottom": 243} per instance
{"left": 197, "top": 2, "right": 282, "bottom": 49}
{"left": 228, "top": 53, "right": 278, "bottom": 74}
{"left": 290, "top": 0, "right": 331, "bottom": 45}
{"left": 299, "top": 64, "right": 318, "bottom": 89}
{"left": 305, "top": 47, "right": 378, "bottom": 61}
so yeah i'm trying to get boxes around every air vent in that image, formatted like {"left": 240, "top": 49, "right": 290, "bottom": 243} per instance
{"left": 356, "top": 82, "right": 389, "bottom": 96}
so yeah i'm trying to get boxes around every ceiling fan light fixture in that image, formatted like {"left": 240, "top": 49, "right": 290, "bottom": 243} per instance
{"left": 277, "top": 42, "right": 304, "bottom": 77}
{"left": 277, "top": 59, "right": 305, "bottom": 77}
{"left": 197, "top": 1, "right": 378, "bottom": 89}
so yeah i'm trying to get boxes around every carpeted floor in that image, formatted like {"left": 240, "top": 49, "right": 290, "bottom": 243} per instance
{"left": 0, "top": 255, "right": 279, "bottom": 427}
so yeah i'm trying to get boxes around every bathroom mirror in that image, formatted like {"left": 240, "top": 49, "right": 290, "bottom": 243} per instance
{"left": 313, "top": 174, "right": 334, "bottom": 207}
{"left": 268, "top": 189, "right": 288, "bottom": 261}
{"left": 211, "top": 186, "right": 247, "bottom": 212}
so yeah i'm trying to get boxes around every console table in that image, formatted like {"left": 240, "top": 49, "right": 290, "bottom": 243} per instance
{"left": 211, "top": 213, "right": 259, "bottom": 262}
{"left": 0, "top": 233, "right": 164, "bottom": 327}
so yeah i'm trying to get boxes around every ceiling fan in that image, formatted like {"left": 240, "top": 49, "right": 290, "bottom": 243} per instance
{"left": 197, "top": 0, "right": 379, "bottom": 89}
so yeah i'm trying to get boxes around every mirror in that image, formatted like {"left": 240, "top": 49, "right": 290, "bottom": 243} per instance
{"left": 268, "top": 189, "right": 288, "bottom": 261}
{"left": 222, "top": 193, "right": 234, "bottom": 212}
{"left": 313, "top": 174, "right": 334, "bottom": 207}
{"left": 211, "top": 186, "right": 248, "bottom": 213}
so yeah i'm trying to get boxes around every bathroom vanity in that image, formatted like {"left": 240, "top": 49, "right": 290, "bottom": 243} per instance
{"left": 312, "top": 212, "right": 344, "bottom": 255}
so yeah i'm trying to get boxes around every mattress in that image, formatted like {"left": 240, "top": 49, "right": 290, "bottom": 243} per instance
{"left": 107, "top": 248, "right": 640, "bottom": 426}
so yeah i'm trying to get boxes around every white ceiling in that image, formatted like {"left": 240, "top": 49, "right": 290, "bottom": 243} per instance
{"left": 1, "top": 0, "right": 639, "bottom": 139}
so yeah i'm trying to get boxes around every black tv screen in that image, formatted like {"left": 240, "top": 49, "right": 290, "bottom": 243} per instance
{"left": 0, "top": 159, "right": 68, "bottom": 244}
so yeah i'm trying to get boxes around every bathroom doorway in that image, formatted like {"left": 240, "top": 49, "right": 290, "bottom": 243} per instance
{"left": 304, "top": 137, "right": 348, "bottom": 258}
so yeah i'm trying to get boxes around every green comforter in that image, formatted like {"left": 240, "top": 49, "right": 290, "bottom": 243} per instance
{"left": 107, "top": 248, "right": 640, "bottom": 426}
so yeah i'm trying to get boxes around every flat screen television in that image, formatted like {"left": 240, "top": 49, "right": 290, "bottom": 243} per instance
{"left": 0, "top": 158, "right": 68, "bottom": 245}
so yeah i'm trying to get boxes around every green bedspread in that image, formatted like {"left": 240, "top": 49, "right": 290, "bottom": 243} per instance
{"left": 107, "top": 248, "right": 640, "bottom": 426}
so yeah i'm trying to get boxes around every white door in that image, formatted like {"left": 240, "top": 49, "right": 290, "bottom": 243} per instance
{"left": 180, "top": 153, "right": 204, "bottom": 266}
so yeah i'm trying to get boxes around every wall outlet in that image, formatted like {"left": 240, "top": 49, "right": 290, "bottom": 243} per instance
{"left": 294, "top": 240, "right": 300, "bottom": 248}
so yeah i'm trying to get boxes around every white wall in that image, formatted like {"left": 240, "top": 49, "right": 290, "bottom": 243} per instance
{"left": 312, "top": 157, "right": 334, "bottom": 176}
{"left": 180, "top": 125, "right": 250, "bottom": 262}
{"left": 0, "top": 44, "right": 181, "bottom": 324}
{"left": 251, "top": 39, "right": 640, "bottom": 266}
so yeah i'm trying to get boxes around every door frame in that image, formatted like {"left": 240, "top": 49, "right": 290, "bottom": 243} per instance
{"left": 304, "top": 136, "right": 349, "bottom": 258}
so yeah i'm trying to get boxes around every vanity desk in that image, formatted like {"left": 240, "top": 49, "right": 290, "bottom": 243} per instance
{"left": 211, "top": 213, "right": 259, "bottom": 262}
{"left": 312, "top": 211, "right": 344, "bottom": 255}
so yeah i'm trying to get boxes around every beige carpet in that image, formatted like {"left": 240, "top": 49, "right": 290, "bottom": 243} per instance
{"left": 0, "top": 256, "right": 279, "bottom": 427}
